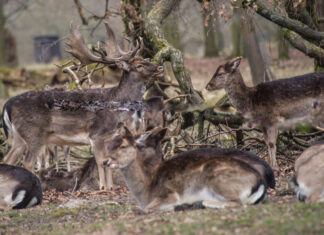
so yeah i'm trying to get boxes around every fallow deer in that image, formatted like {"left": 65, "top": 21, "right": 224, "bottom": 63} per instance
{"left": 0, "top": 164, "right": 42, "bottom": 210}
{"left": 103, "top": 127, "right": 268, "bottom": 211}
{"left": 1, "top": 22, "right": 164, "bottom": 191}
{"left": 291, "top": 141, "right": 324, "bottom": 203}
{"left": 206, "top": 57, "right": 324, "bottom": 170}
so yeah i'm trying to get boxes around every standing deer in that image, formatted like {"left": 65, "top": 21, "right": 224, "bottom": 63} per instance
{"left": 291, "top": 141, "right": 324, "bottom": 203}
{"left": 1, "top": 22, "right": 164, "bottom": 191}
{"left": 206, "top": 57, "right": 324, "bottom": 170}
{"left": 103, "top": 127, "right": 268, "bottom": 211}
{"left": 0, "top": 164, "right": 42, "bottom": 210}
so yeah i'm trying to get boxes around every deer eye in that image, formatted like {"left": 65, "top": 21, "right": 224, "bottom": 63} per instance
{"left": 136, "top": 65, "right": 144, "bottom": 71}
{"left": 135, "top": 144, "right": 145, "bottom": 150}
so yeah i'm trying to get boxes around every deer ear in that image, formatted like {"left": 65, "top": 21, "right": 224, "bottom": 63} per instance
{"left": 230, "top": 57, "right": 241, "bottom": 70}
{"left": 151, "top": 127, "right": 167, "bottom": 141}
{"left": 136, "top": 127, "right": 167, "bottom": 146}
{"left": 115, "top": 61, "right": 131, "bottom": 72}
{"left": 225, "top": 57, "right": 241, "bottom": 72}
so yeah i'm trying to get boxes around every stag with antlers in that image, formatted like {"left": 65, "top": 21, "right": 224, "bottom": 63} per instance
{"left": 1, "top": 22, "right": 164, "bottom": 190}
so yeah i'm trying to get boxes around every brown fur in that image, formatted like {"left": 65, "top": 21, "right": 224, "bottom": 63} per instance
{"left": 292, "top": 141, "right": 324, "bottom": 202}
{"left": 206, "top": 57, "right": 324, "bottom": 170}
{"left": 2, "top": 64, "right": 164, "bottom": 191}
{"left": 104, "top": 127, "right": 267, "bottom": 211}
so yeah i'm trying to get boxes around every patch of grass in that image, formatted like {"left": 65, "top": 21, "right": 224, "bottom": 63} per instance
{"left": 1, "top": 199, "right": 324, "bottom": 234}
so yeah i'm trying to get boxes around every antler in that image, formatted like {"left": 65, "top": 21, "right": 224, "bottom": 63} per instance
{"left": 63, "top": 22, "right": 143, "bottom": 89}
{"left": 65, "top": 22, "right": 143, "bottom": 67}
{"left": 65, "top": 25, "right": 102, "bottom": 66}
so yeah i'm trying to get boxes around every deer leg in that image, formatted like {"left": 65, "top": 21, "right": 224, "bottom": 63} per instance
{"left": 91, "top": 140, "right": 112, "bottom": 191}
{"left": 36, "top": 155, "right": 42, "bottom": 171}
{"left": 3, "top": 134, "right": 26, "bottom": 165}
{"left": 105, "top": 167, "right": 114, "bottom": 190}
{"left": 63, "top": 146, "right": 71, "bottom": 172}
{"left": 23, "top": 145, "right": 44, "bottom": 172}
{"left": 263, "top": 126, "right": 279, "bottom": 171}
{"left": 202, "top": 200, "right": 238, "bottom": 209}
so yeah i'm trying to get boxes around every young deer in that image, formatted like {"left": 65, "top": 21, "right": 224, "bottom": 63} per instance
{"left": 1, "top": 22, "right": 164, "bottom": 191}
{"left": 291, "top": 141, "right": 324, "bottom": 203}
{"left": 0, "top": 164, "right": 42, "bottom": 210}
{"left": 206, "top": 57, "right": 324, "bottom": 170}
{"left": 103, "top": 127, "right": 268, "bottom": 211}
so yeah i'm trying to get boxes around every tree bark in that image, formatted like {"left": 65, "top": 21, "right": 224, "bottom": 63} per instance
{"left": 203, "top": 14, "right": 219, "bottom": 57}
{"left": 242, "top": 12, "right": 275, "bottom": 84}
{"left": 231, "top": 8, "right": 243, "bottom": 57}
{"left": 242, "top": 0, "right": 324, "bottom": 45}
{"left": 163, "top": 13, "right": 182, "bottom": 50}
{"left": 315, "top": 0, "right": 324, "bottom": 71}
{"left": 276, "top": 27, "right": 289, "bottom": 60}
{"left": 144, "top": 0, "right": 204, "bottom": 106}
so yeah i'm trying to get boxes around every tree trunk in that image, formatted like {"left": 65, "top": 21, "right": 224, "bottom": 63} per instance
{"left": 144, "top": 0, "right": 204, "bottom": 106}
{"left": 315, "top": 0, "right": 324, "bottom": 71}
{"left": 0, "top": 1, "right": 6, "bottom": 67}
{"left": 163, "top": 13, "right": 181, "bottom": 50}
{"left": 276, "top": 27, "right": 289, "bottom": 60}
{"left": 242, "top": 12, "right": 275, "bottom": 85}
{"left": 231, "top": 8, "right": 243, "bottom": 57}
{"left": 203, "top": 14, "right": 219, "bottom": 57}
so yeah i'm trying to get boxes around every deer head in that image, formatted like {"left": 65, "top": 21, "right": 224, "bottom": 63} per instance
{"left": 206, "top": 57, "right": 242, "bottom": 91}
{"left": 103, "top": 126, "right": 167, "bottom": 169}
{"left": 66, "top": 21, "right": 164, "bottom": 88}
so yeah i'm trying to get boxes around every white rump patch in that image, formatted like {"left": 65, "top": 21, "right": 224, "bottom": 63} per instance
{"left": 4, "top": 190, "right": 26, "bottom": 206}
{"left": 3, "top": 109, "right": 13, "bottom": 133}
{"left": 242, "top": 184, "right": 265, "bottom": 205}
{"left": 26, "top": 197, "right": 38, "bottom": 208}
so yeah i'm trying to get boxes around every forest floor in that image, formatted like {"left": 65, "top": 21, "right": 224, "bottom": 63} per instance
{"left": 1, "top": 50, "right": 323, "bottom": 234}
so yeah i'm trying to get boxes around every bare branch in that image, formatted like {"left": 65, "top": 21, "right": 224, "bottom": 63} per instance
{"left": 242, "top": 0, "right": 324, "bottom": 45}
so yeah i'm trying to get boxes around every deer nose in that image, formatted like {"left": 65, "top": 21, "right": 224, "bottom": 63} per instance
{"left": 103, "top": 159, "right": 110, "bottom": 167}
{"left": 157, "top": 66, "right": 164, "bottom": 72}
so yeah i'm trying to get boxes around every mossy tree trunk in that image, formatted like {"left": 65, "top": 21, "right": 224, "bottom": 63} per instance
{"left": 203, "top": 14, "right": 219, "bottom": 57}
{"left": 231, "top": 8, "right": 243, "bottom": 58}
{"left": 163, "top": 13, "right": 182, "bottom": 50}
{"left": 276, "top": 27, "right": 289, "bottom": 60}
{"left": 241, "top": 0, "right": 324, "bottom": 72}
{"left": 143, "top": 0, "right": 204, "bottom": 107}
{"left": 315, "top": 0, "right": 324, "bottom": 72}
{"left": 0, "top": 1, "right": 6, "bottom": 67}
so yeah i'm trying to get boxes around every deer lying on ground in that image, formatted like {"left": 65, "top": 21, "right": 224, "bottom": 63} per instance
{"left": 291, "top": 141, "right": 324, "bottom": 203}
{"left": 0, "top": 164, "right": 42, "bottom": 210}
{"left": 103, "top": 127, "right": 269, "bottom": 211}
{"left": 206, "top": 57, "right": 324, "bottom": 170}
{"left": 1, "top": 22, "right": 164, "bottom": 191}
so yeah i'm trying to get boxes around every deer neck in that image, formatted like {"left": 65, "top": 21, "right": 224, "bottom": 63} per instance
{"left": 120, "top": 155, "right": 152, "bottom": 208}
{"left": 225, "top": 69, "right": 252, "bottom": 114}
{"left": 117, "top": 71, "right": 146, "bottom": 101}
